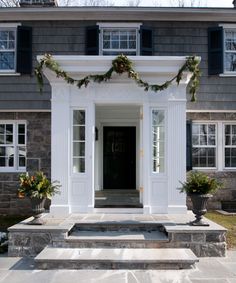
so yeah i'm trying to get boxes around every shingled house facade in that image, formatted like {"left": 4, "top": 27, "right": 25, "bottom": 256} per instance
{"left": 1, "top": 4, "right": 236, "bottom": 215}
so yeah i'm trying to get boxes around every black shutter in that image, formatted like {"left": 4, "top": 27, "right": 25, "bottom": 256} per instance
{"left": 186, "top": 120, "right": 192, "bottom": 171}
{"left": 140, "top": 26, "right": 153, "bottom": 56}
{"left": 16, "top": 26, "right": 32, "bottom": 74}
{"left": 86, "top": 25, "right": 99, "bottom": 55}
{"left": 208, "top": 27, "right": 223, "bottom": 75}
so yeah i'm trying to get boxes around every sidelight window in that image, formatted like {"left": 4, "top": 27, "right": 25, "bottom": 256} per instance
{"left": 152, "top": 110, "right": 165, "bottom": 173}
{"left": 72, "top": 110, "right": 86, "bottom": 173}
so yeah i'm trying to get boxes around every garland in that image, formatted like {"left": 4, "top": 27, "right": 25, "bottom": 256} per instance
{"left": 35, "top": 54, "right": 201, "bottom": 102}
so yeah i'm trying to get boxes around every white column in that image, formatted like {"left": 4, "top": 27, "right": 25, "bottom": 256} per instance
{"left": 142, "top": 103, "right": 151, "bottom": 214}
{"left": 167, "top": 98, "right": 187, "bottom": 214}
{"left": 50, "top": 83, "right": 70, "bottom": 215}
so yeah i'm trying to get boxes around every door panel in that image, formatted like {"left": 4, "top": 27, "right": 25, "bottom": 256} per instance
{"left": 103, "top": 127, "right": 136, "bottom": 189}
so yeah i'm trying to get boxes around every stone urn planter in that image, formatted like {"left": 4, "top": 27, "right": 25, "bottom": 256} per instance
{"left": 188, "top": 193, "right": 212, "bottom": 226}
{"left": 180, "top": 171, "right": 222, "bottom": 226}
{"left": 29, "top": 197, "right": 46, "bottom": 225}
{"left": 18, "top": 171, "right": 60, "bottom": 225}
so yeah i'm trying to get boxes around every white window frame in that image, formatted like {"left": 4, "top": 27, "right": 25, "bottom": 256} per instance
{"left": 97, "top": 22, "right": 142, "bottom": 56}
{"left": 151, "top": 108, "right": 166, "bottom": 174}
{"left": 192, "top": 122, "right": 217, "bottom": 170}
{"left": 0, "top": 23, "right": 21, "bottom": 74}
{"left": 223, "top": 122, "right": 236, "bottom": 170}
{"left": 192, "top": 120, "right": 236, "bottom": 171}
{"left": 71, "top": 109, "right": 86, "bottom": 174}
{"left": 219, "top": 24, "right": 236, "bottom": 76}
{"left": 0, "top": 120, "right": 26, "bottom": 172}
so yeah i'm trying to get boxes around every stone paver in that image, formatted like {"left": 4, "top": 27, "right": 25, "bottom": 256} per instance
{"left": 0, "top": 251, "right": 236, "bottom": 282}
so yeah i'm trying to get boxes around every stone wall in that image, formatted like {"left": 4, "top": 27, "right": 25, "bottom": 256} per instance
{"left": 0, "top": 112, "right": 51, "bottom": 215}
{"left": 187, "top": 112, "right": 236, "bottom": 210}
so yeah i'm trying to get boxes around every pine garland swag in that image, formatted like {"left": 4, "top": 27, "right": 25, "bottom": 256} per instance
{"left": 35, "top": 54, "right": 201, "bottom": 102}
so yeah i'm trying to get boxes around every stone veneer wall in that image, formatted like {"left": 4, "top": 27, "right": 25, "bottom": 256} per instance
{"left": 187, "top": 112, "right": 236, "bottom": 210}
{"left": 0, "top": 112, "right": 51, "bottom": 215}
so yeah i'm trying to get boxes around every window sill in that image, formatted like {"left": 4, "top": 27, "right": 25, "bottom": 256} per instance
{"left": 0, "top": 72, "right": 21, "bottom": 76}
{"left": 219, "top": 73, "right": 236, "bottom": 77}
{"left": 0, "top": 168, "right": 26, "bottom": 173}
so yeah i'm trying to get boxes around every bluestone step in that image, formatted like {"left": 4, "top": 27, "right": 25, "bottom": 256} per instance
{"left": 35, "top": 247, "right": 199, "bottom": 270}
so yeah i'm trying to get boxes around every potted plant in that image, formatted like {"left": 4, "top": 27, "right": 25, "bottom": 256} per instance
{"left": 18, "top": 171, "right": 60, "bottom": 225}
{"left": 180, "top": 171, "right": 222, "bottom": 226}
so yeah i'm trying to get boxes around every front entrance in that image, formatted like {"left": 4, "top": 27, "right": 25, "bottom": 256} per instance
{"left": 103, "top": 126, "right": 136, "bottom": 190}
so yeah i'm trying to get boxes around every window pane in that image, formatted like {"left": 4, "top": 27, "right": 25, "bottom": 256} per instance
{"left": 208, "top": 124, "right": 216, "bottom": 134}
{"left": 0, "top": 135, "right": 4, "bottom": 144}
{"left": 18, "top": 124, "right": 25, "bottom": 134}
{"left": 152, "top": 110, "right": 164, "bottom": 125}
{"left": 0, "top": 146, "right": 14, "bottom": 167}
{"left": 18, "top": 135, "right": 25, "bottom": 145}
{"left": 225, "top": 135, "right": 231, "bottom": 145}
{"left": 103, "top": 41, "right": 110, "bottom": 49}
{"left": 192, "top": 124, "right": 199, "bottom": 135}
{"left": 73, "top": 158, "right": 85, "bottom": 173}
{"left": 200, "top": 135, "right": 207, "bottom": 145}
{"left": 73, "top": 110, "right": 85, "bottom": 125}
{"left": 225, "top": 53, "right": 236, "bottom": 72}
{"left": 0, "top": 124, "right": 4, "bottom": 134}
{"left": 73, "top": 142, "right": 85, "bottom": 157}
{"left": 192, "top": 135, "right": 199, "bottom": 145}
{"left": 73, "top": 126, "right": 85, "bottom": 141}
{"left": 6, "top": 135, "right": 13, "bottom": 144}
{"left": 0, "top": 52, "right": 14, "bottom": 70}
{"left": 6, "top": 124, "right": 13, "bottom": 134}
{"left": 112, "top": 40, "right": 119, "bottom": 49}
{"left": 200, "top": 124, "right": 207, "bottom": 135}
{"left": 18, "top": 146, "right": 26, "bottom": 167}
{"left": 208, "top": 135, "right": 216, "bottom": 145}
{"left": 225, "top": 125, "right": 231, "bottom": 135}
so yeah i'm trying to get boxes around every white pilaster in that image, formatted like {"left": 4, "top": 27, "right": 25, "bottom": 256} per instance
{"left": 167, "top": 95, "right": 187, "bottom": 214}
{"left": 50, "top": 83, "right": 70, "bottom": 215}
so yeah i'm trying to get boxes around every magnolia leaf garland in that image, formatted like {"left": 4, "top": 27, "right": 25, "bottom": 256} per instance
{"left": 35, "top": 54, "right": 201, "bottom": 102}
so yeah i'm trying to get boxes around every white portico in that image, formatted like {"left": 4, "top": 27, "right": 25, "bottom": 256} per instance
{"left": 41, "top": 55, "right": 192, "bottom": 215}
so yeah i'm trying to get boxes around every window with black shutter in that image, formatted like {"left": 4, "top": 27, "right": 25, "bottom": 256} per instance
{"left": 86, "top": 25, "right": 99, "bottom": 55}
{"left": 140, "top": 26, "right": 153, "bottom": 56}
{"left": 208, "top": 27, "right": 223, "bottom": 75}
{"left": 16, "top": 26, "right": 32, "bottom": 74}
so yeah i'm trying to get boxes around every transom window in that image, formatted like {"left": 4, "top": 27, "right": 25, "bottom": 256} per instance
{"left": 0, "top": 122, "right": 26, "bottom": 171}
{"left": 101, "top": 28, "right": 138, "bottom": 55}
{"left": 224, "top": 124, "right": 236, "bottom": 168}
{"left": 224, "top": 29, "right": 236, "bottom": 72}
{"left": 152, "top": 110, "right": 165, "bottom": 173}
{"left": 0, "top": 28, "right": 16, "bottom": 71}
{"left": 72, "top": 110, "right": 86, "bottom": 173}
{"left": 192, "top": 123, "right": 216, "bottom": 168}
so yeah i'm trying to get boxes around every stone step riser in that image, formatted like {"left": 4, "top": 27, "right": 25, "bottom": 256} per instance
{"left": 71, "top": 223, "right": 164, "bottom": 232}
{"left": 36, "top": 261, "right": 193, "bottom": 270}
{"left": 58, "top": 241, "right": 170, "bottom": 249}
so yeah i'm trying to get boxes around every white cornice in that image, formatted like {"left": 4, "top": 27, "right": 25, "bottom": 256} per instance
{"left": 38, "top": 55, "right": 196, "bottom": 85}
{"left": 0, "top": 7, "right": 235, "bottom": 22}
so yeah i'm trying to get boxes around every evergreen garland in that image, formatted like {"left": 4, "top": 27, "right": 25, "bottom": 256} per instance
{"left": 35, "top": 54, "right": 201, "bottom": 102}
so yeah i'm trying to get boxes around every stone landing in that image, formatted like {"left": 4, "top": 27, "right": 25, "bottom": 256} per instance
{"left": 8, "top": 212, "right": 227, "bottom": 259}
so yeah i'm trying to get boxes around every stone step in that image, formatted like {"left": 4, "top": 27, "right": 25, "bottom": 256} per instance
{"left": 64, "top": 226, "right": 169, "bottom": 248}
{"left": 35, "top": 247, "right": 199, "bottom": 270}
{"left": 64, "top": 222, "right": 168, "bottom": 247}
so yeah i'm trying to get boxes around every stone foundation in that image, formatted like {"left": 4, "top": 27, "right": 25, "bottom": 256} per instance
{"left": 0, "top": 112, "right": 51, "bottom": 215}
{"left": 8, "top": 214, "right": 227, "bottom": 258}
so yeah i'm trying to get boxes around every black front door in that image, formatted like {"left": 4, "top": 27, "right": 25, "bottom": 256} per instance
{"left": 103, "top": 127, "right": 136, "bottom": 190}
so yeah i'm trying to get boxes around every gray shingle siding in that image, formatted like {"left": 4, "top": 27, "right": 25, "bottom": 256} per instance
{"left": 0, "top": 20, "right": 235, "bottom": 110}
